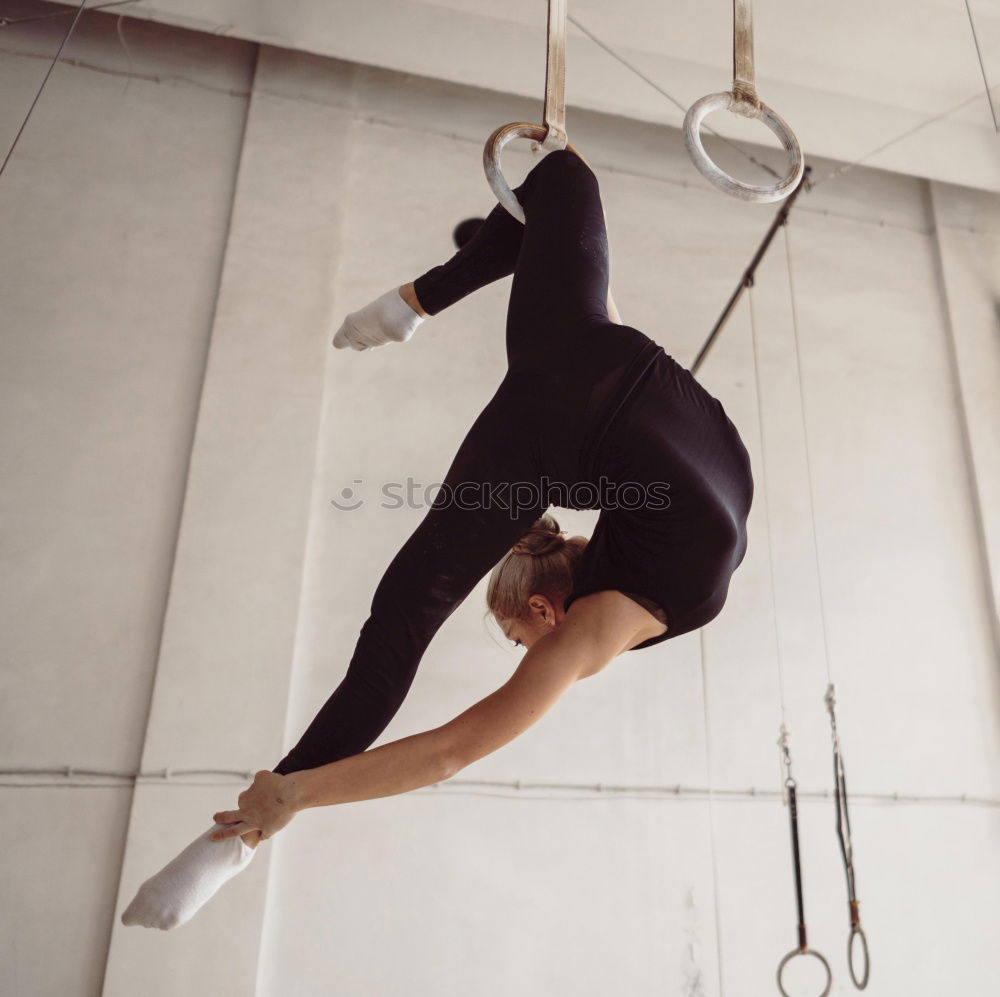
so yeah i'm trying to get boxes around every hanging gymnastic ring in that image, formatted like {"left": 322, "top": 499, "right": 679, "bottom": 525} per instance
{"left": 483, "top": 121, "right": 579, "bottom": 224}
{"left": 776, "top": 946, "right": 833, "bottom": 997}
{"left": 683, "top": 92, "right": 804, "bottom": 203}
{"left": 849, "top": 924, "right": 871, "bottom": 989}
{"left": 684, "top": 0, "right": 804, "bottom": 203}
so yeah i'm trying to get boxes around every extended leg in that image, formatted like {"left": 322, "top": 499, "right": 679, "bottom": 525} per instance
{"left": 122, "top": 388, "right": 544, "bottom": 930}
{"left": 272, "top": 385, "right": 545, "bottom": 775}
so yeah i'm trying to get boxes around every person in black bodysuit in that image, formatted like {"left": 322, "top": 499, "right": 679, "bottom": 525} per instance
{"left": 120, "top": 147, "right": 755, "bottom": 932}
{"left": 270, "top": 148, "right": 754, "bottom": 778}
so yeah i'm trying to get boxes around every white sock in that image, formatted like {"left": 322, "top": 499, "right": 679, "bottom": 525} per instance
{"left": 332, "top": 287, "right": 425, "bottom": 351}
{"left": 120, "top": 824, "right": 255, "bottom": 931}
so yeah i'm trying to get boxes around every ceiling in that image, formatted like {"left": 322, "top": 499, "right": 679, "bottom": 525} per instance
{"left": 106, "top": 0, "right": 1000, "bottom": 192}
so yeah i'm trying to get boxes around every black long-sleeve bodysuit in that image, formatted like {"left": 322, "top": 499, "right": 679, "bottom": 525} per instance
{"left": 273, "top": 150, "right": 753, "bottom": 776}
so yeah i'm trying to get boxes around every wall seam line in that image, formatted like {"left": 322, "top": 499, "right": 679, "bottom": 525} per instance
{"left": 98, "top": 38, "right": 262, "bottom": 997}
{"left": 926, "top": 180, "right": 1000, "bottom": 665}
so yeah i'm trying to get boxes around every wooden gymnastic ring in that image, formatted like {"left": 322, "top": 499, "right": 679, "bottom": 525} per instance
{"left": 683, "top": 91, "right": 804, "bottom": 204}
{"left": 483, "top": 121, "right": 579, "bottom": 224}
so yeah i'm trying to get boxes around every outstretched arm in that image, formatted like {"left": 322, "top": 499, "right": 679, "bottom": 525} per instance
{"left": 210, "top": 592, "right": 653, "bottom": 839}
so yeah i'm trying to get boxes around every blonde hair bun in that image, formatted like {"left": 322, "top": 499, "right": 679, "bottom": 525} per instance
{"left": 511, "top": 513, "right": 566, "bottom": 557}
{"left": 486, "top": 512, "right": 589, "bottom": 623}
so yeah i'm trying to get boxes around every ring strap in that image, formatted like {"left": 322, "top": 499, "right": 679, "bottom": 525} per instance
{"left": 732, "top": 0, "right": 762, "bottom": 117}
{"left": 788, "top": 783, "right": 807, "bottom": 934}
{"left": 541, "top": 0, "right": 569, "bottom": 150}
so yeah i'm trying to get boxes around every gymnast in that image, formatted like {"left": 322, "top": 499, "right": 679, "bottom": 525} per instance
{"left": 122, "top": 147, "right": 753, "bottom": 930}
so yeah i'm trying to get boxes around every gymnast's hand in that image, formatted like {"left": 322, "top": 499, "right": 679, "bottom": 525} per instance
{"left": 210, "top": 770, "right": 298, "bottom": 842}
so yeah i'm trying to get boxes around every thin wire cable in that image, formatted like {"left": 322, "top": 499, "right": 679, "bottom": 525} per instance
{"left": 0, "top": 0, "right": 89, "bottom": 180}
{"left": 567, "top": 4, "right": 998, "bottom": 192}
{"left": 963, "top": 0, "right": 999, "bottom": 132}
{"left": 0, "top": 0, "right": 141, "bottom": 27}
{"left": 566, "top": 8, "right": 781, "bottom": 181}
{"left": 747, "top": 286, "right": 790, "bottom": 726}
{"left": 812, "top": 85, "right": 998, "bottom": 188}
{"left": 699, "top": 629, "right": 727, "bottom": 997}
{"left": 782, "top": 226, "right": 833, "bottom": 686}
{"left": 4, "top": 1, "right": 992, "bottom": 191}
{"left": 567, "top": 4, "right": 1000, "bottom": 192}
{"left": 115, "top": 13, "right": 133, "bottom": 98}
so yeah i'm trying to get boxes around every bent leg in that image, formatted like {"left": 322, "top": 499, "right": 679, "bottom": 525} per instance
{"left": 412, "top": 150, "right": 603, "bottom": 318}
{"left": 412, "top": 187, "right": 526, "bottom": 316}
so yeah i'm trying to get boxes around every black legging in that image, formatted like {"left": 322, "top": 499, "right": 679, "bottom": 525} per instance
{"left": 273, "top": 149, "right": 752, "bottom": 775}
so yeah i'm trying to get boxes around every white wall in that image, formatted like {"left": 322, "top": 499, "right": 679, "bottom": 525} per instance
{"left": 0, "top": 6, "right": 254, "bottom": 995}
{"left": 1, "top": 5, "right": 998, "bottom": 996}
